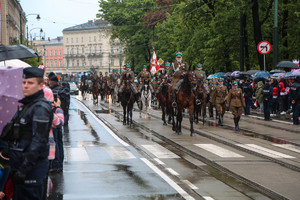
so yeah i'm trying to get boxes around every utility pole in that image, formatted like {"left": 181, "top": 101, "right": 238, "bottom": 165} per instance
{"left": 20, "top": 12, "right": 23, "bottom": 44}
{"left": 273, "top": 0, "right": 278, "bottom": 68}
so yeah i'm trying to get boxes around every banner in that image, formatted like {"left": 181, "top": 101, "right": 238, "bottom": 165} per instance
{"left": 150, "top": 50, "right": 158, "bottom": 75}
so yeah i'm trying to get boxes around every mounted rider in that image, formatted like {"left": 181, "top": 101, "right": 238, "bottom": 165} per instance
{"left": 103, "top": 71, "right": 110, "bottom": 87}
{"left": 172, "top": 52, "right": 188, "bottom": 100}
{"left": 118, "top": 64, "right": 139, "bottom": 101}
{"left": 194, "top": 63, "right": 206, "bottom": 81}
{"left": 137, "top": 65, "right": 154, "bottom": 94}
{"left": 156, "top": 62, "right": 172, "bottom": 95}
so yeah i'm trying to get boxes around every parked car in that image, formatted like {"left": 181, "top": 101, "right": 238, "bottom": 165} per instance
{"left": 69, "top": 82, "right": 79, "bottom": 95}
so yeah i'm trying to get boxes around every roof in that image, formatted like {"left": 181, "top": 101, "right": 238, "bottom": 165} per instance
{"left": 63, "top": 20, "right": 110, "bottom": 32}
{"left": 44, "top": 37, "right": 63, "bottom": 45}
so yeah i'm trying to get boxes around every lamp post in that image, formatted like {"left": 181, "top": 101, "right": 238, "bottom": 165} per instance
{"left": 20, "top": 13, "right": 40, "bottom": 44}
{"left": 29, "top": 28, "right": 43, "bottom": 46}
{"left": 273, "top": 0, "right": 278, "bottom": 68}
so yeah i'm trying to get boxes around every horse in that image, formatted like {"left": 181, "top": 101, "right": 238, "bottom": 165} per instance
{"left": 120, "top": 78, "right": 136, "bottom": 127}
{"left": 91, "top": 80, "right": 99, "bottom": 104}
{"left": 80, "top": 80, "right": 89, "bottom": 100}
{"left": 103, "top": 81, "right": 110, "bottom": 103}
{"left": 139, "top": 80, "right": 152, "bottom": 119}
{"left": 173, "top": 69, "right": 195, "bottom": 136}
{"left": 194, "top": 79, "right": 207, "bottom": 124}
{"left": 157, "top": 73, "right": 171, "bottom": 125}
{"left": 111, "top": 79, "right": 120, "bottom": 104}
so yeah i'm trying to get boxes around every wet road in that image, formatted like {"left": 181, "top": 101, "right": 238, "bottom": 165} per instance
{"left": 47, "top": 99, "right": 192, "bottom": 200}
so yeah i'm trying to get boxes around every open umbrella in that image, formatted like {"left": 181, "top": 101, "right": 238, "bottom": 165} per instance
{"left": 246, "top": 70, "right": 260, "bottom": 75}
{"left": 271, "top": 72, "right": 285, "bottom": 77}
{"left": 0, "top": 66, "right": 23, "bottom": 133}
{"left": 231, "top": 71, "right": 240, "bottom": 77}
{"left": 207, "top": 74, "right": 214, "bottom": 80}
{"left": 270, "top": 69, "right": 285, "bottom": 74}
{"left": 0, "top": 59, "right": 31, "bottom": 68}
{"left": 0, "top": 44, "right": 39, "bottom": 62}
{"left": 275, "top": 61, "right": 300, "bottom": 69}
{"left": 254, "top": 71, "right": 270, "bottom": 78}
{"left": 214, "top": 72, "right": 225, "bottom": 78}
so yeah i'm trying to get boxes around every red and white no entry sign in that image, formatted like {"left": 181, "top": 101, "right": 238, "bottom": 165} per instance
{"left": 257, "top": 41, "right": 271, "bottom": 55}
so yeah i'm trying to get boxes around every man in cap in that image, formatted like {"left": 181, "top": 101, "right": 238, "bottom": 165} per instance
{"left": 208, "top": 78, "right": 217, "bottom": 119}
{"left": 118, "top": 64, "right": 139, "bottom": 102}
{"left": 226, "top": 81, "right": 245, "bottom": 131}
{"left": 156, "top": 62, "right": 171, "bottom": 95}
{"left": 7, "top": 67, "right": 53, "bottom": 200}
{"left": 137, "top": 65, "right": 154, "bottom": 94}
{"left": 262, "top": 79, "right": 272, "bottom": 121}
{"left": 195, "top": 64, "right": 206, "bottom": 81}
{"left": 212, "top": 78, "right": 228, "bottom": 125}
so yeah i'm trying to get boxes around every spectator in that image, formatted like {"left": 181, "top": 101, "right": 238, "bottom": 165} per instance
{"left": 279, "top": 80, "right": 288, "bottom": 114}
{"left": 0, "top": 148, "right": 10, "bottom": 199}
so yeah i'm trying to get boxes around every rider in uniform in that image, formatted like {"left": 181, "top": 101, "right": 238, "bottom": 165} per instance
{"left": 8, "top": 67, "right": 53, "bottom": 200}
{"left": 208, "top": 78, "right": 217, "bottom": 119}
{"left": 118, "top": 64, "right": 139, "bottom": 102}
{"left": 226, "top": 81, "right": 245, "bottom": 131}
{"left": 156, "top": 62, "right": 171, "bottom": 95}
{"left": 137, "top": 65, "right": 154, "bottom": 94}
{"left": 194, "top": 64, "right": 206, "bottom": 81}
{"left": 212, "top": 78, "right": 228, "bottom": 125}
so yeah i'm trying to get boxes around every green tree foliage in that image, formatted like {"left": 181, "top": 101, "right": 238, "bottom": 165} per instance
{"left": 97, "top": 0, "right": 300, "bottom": 74}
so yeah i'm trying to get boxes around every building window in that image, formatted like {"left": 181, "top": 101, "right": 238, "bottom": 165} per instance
{"left": 55, "top": 60, "right": 57, "bottom": 67}
{"left": 119, "top": 46, "right": 122, "bottom": 53}
{"left": 94, "top": 47, "right": 96, "bottom": 54}
{"left": 111, "top": 47, "right": 114, "bottom": 54}
{"left": 67, "top": 60, "right": 69, "bottom": 67}
{"left": 99, "top": 46, "right": 102, "bottom": 53}
{"left": 76, "top": 38, "right": 78, "bottom": 43}
{"left": 89, "top": 36, "right": 91, "bottom": 42}
{"left": 94, "top": 60, "right": 97, "bottom": 66}
{"left": 46, "top": 61, "right": 49, "bottom": 67}
{"left": 77, "top": 60, "right": 79, "bottom": 66}
{"left": 82, "top": 48, "right": 84, "bottom": 55}
{"left": 111, "top": 59, "right": 114, "bottom": 66}
{"left": 100, "top": 59, "right": 102, "bottom": 66}
{"left": 89, "top": 60, "right": 92, "bottom": 66}
{"left": 66, "top": 38, "right": 68, "bottom": 43}
{"left": 46, "top": 50, "right": 48, "bottom": 56}
{"left": 99, "top": 35, "right": 101, "bottom": 41}
{"left": 67, "top": 48, "right": 69, "bottom": 54}
{"left": 71, "top": 48, "right": 74, "bottom": 55}
{"left": 81, "top": 37, "right": 84, "bottom": 43}
{"left": 72, "top": 60, "right": 75, "bottom": 67}
{"left": 55, "top": 50, "right": 57, "bottom": 56}
{"left": 50, "top": 60, "right": 53, "bottom": 67}
{"left": 50, "top": 50, "right": 52, "bottom": 56}
{"left": 77, "top": 48, "right": 79, "bottom": 55}
{"left": 71, "top": 38, "right": 73, "bottom": 43}
{"left": 59, "top": 50, "right": 62, "bottom": 56}
{"left": 94, "top": 36, "right": 96, "bottom": 41}
{"left": 89, "top": 47, "right": 91, "bottom": 54}
{"left": 59, "top": 60, "right": 62, "bottom": 67}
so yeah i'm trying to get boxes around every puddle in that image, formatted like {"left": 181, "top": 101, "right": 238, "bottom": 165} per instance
{"left": 95, "top": 109, "right": 111, "bottom": 114}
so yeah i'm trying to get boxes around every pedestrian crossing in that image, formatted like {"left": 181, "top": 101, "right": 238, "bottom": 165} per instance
{"left": 236, "top": 144, "right": 295, "bottom": 158}
{"left": 194, "top": 144, "right": 244, "bottom": 158}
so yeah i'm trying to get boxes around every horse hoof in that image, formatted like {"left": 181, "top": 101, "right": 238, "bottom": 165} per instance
{"left": 163, "top": 122, "right": 167, "bottom": 126}
{"left": 123, "top": 122, "right": 126, "bottom": 125}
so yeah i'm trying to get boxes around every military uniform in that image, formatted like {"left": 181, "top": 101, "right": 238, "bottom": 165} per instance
{"left": 290, "top": 76, "right": 300, "bottom": 125}
{"left": 226, "top": 82, "right": 245, "bottom": 130}
{"left": 208, "top": 80, "right": 217, "bottom": 118}
{"left": 7, "top": 67, "right": 53, "bottom": 200}
{"left": 119, "top": 65, "right": 138, "bottom": 96}
{"left": 137, "top": 67, "right": 154, "bottom": 93}
{"left": 194, "top": 64, "right": 206, "bottom": 81}
{"left": 156, "top": 62, "right": 172, "bottom": 94}
{"left": 212, "top": 79, "right": 228, "bottom": 125}
{"left": 262, "top": 81, "right": 272, "bottom": 120}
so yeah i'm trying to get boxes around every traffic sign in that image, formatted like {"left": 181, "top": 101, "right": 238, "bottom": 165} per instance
{"left": 257, "top": 41, "right": 271, "bottom": 55}
{"left": 158, "top": 58, "right": 164, "bottom": 65}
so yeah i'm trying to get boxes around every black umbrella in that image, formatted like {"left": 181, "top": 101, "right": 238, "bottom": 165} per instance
{"left": 246, "top": 70, "right": 260, "bottom": 75}
{"left": 0, "top": 44, "right": 39, "bottom": 62}
{"left": 270, "top": 69, "right": 285, "bottom": 74}
{"left": 275, "top": 61, "right": 300, "bottom": 69}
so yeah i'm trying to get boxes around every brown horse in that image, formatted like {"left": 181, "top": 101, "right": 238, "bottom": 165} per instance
{"left": 120, "top": 78, "right": 136, "bottom": 127}
{"left": 194, "top": 80, "right": 207, "bottom": 124}
{"left": 80, "top": 80, "right": 89, "bottom": 100}
{"left": 157, "top": 73, "right": 171, "bottom": 125}
{"left": 173, "top": 69, "right": 195, "bottom": 136}
{"left": 103, "top": 81, "right": 110, "bottom": 102}
{"left": 91, "top": 80, "right": 99, "bottom": 104}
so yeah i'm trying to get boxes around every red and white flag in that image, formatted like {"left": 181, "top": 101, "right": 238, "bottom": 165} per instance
{"left": 150, "top": 49, "right": 158, "bottom": 75}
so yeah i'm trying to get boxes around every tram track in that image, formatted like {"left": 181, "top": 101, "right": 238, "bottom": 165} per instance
{"left": 76, "top": 97, "right": 299, "bottom": 200}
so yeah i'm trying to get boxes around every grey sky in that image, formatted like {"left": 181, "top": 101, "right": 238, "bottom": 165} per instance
{"left": 20, "top": 0, "right": 100, "bottom": 40}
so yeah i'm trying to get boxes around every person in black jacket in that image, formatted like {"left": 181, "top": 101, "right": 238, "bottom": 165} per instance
{"left": 8, "top": 67, "right": 53, "bottom": 200}
{"left": 61, "top": 82, "right": 70, "bottom": 129}
{"left": 290, "top": 76, "right": 300, "bottom": 125}
{"left": 243, "top": 79, "right": 254, "bottom": 115}
{"left": 262, "top": 80, "right": 273, "bottom": 120}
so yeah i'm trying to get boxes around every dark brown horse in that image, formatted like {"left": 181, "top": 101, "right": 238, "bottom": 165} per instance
{"left": 157, "top": 73, "right": 171, "bottom": 125}
{"left": 91, "top": 80, "right": 99, "bottom": 104}
{"left": 173, "top": 69, "right": 195, "bottom": 136}
{"left": 194, "top": 80, "right": 207, "bottom": 124}
{"left": 120, "top": 77, "right": 136, "bottom": 127}
{"left": 80, "top": 80, "right": 89, "bottom": 100}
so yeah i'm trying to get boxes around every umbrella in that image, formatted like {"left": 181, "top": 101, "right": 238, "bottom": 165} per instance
{"left": 275, "top": 61, "right": 300, "bottom": 69}
{"left": 0, "top": 66, "right": 23, "bottom": 133}
{"left": 207, "top": 74, "right": 214, "bottom": 80}
{"left": 224, "top": 72, "right": 232, "bottom": 77}
{"left": 253, "top": 71, "right": 270, "bottom": 78}
{"left": 281, "top": 71, "right": 295, "bottom": 80}
{"left": 271, "top": 72, "right": 285, "bottom": 77}
{"left": 270, "top": 69, "right": 285, "bottom": 74}
{"left": 213, "top": 72, "right": 225, "bottom": 78}
{"left": 0, "top": 44, "right": 39, "bottom": 62}
{"left": 0, "top": 59, "right": 31, "bottom": 68}
{"left": 231, "top": 71, "right": 240, "bottom": 77}
{"left": 246, "top": 70, "right": 260, "bottom": 75}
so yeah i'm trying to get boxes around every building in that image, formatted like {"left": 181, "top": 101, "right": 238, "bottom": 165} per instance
{"left": 0, "top": 0, "right": 26, "bottom": 45}
{"left": 63, "top": 19, "right": 124, "bottom": 74}
{"left": 32, "top": 37, "right": 64, "bottom": 74}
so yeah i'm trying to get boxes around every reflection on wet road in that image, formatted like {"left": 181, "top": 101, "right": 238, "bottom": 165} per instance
{"left": 47, "top": 99, "right": 187, "bottom": 200}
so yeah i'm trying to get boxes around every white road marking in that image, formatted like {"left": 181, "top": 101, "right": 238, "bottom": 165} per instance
{"left": 194, "top": 144, "right": 244, "bottom": 158}
{"left": 236, "top": 144, "right": 295, "bottom": 158}
{"left": 166, "top": 168, "right": 179, "bottom": 176}
{"left": 142, "top": 144, "right": 180, "bottom": 158}
{"left": 181, "top": 180, "right": 198, "bottom": 190}
{"left": 203, "top": 196, "right": 215, "bottom": 200}
{"left": 141, "top": 158, "right": 195, "bottom": 200}
{"left": 65, "top": 147, "right": 89, "bottom": 162}
{"left": 76, "top": 100, "right": 130, "bottom": 147}
{"left": 154, "top": 158, "right": 165, "bottom": 165}
{"left": 273, "top": 144, "right": 300, "bottom": 154}
{"left": 105, "top": 146, "right": 136, "bottom": 159}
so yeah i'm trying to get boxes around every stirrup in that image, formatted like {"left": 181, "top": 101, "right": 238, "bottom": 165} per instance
{"left": 196, "top": 99, "right": 201, "bottom": 105}
{"left": 172, "top": 101, "right": 177, "bottom": 108}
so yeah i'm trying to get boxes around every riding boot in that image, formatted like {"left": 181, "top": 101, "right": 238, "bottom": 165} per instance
{"left": 172, "top": 92, "right": 177, "bottom": 108}
{"left": 236, "top": 116, "right": 240, "bottom": 131}
{"left": 234, "top": 118, "right": 238, "bottom": 131}
{"left": 218, "top": 115, "right": 222, "bottom": 125}
{"left": 221, "top": 115, "right": 224, "bottom": 126}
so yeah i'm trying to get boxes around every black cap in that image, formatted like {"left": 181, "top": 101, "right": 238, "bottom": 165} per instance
{"left": 48, "top": 72, "right": 56, "bottom": 78}
{"left": 61, "top": 82, "right": 67, "bottom": 86}
{"left": 0, "top": 148, "right": 9, "bottom": 166}
{"left": 49, "top": 75, "right": 59, "bottom": 82}
{"left": 23, "top": 67, "right": 44, "bottom": 79}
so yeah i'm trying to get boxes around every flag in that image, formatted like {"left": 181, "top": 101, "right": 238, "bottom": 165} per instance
{"left": 150, "top": 49, "right": 158, "bottom": 75}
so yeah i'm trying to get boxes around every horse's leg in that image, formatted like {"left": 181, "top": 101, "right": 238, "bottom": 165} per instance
{"left": 189, "top": 106, "right": 194, "bottom": 136}
{"left": 123, "top": 105, "right": 126, "bottom": 125}
{"left": 202, "top": 102, "right": 206, "bottom": 125}
{"left": 127, "top": 107, "right": 130, "bottom": 125}
{"left": 139, "top": 97, "right": 142, "bottom": 118}
{"left": 162, "top": 105, "right": 167, "bottom": 125}
{"left": 130, "top": 106, "right": 133, "bottom": 128}
{"left": 177, "top": 110, "right": 182, "bottom": 134}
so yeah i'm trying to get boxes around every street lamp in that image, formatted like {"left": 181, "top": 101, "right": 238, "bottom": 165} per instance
{"left": 28, "top": 27, "right": 43, "bottom": 46}
{"left": 20, "top": 13, "right": 40, "bottom": 44}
